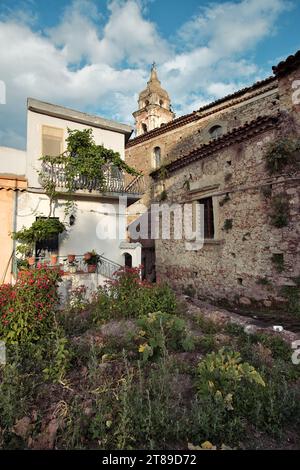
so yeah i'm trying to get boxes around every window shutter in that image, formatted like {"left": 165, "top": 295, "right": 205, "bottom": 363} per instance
{"left": 42, "top": 126, "right": 63, "bottom": 157}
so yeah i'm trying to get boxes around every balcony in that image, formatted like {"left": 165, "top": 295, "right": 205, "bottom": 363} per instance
{"left": 14, "top": 254, "right": 122, "bottom": 280}
{"left": 40, "top": 162, "right": 145, "bottom": 198}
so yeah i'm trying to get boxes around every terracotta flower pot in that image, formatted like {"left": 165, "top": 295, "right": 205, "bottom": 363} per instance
{"left": 88, "top": 265, "right": 97, "bottom": 273}
{"left": 84, "top": 252, "right": 92, "bottom": 261}
{"left": 67, "top": 254, "right": 76, "bottom": 263}
{"left": 50, "top": 254, "right": 58, "bottom": 265}
{"left": 27, "top": 256, "right": 35, "bottom": 266}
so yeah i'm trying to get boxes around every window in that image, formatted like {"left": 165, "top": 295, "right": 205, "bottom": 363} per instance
{"left": 145, "top": 100, "right": 149, "bottom": 107}
{"left": 195, "top": 197, "right": 215, "bottom": 239}
{"left": 42, "top": 126, "right": 63, "bottom": 157}
{"left": 153, "top": 146, "right": 161, "bottom": 168}
{"left": 159, "top": 99, "right": 164, "bottom": 106}
{"left": 35, "top": 217, "right": 59, "bottom": 258}
{"left": 209, "top": 125, "right": 223, "bottom": 140}
{"left": 142, "top": 123, "right": 148, "bottom": 134}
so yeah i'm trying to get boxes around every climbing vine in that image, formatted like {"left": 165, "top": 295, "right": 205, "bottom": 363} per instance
{"left": 39, "top": 128, "right": 140, "bottom": 215}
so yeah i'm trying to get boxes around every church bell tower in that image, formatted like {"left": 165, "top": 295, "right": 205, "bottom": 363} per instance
{"left": 133, "top": 63, "right": 175, "bottom": 136}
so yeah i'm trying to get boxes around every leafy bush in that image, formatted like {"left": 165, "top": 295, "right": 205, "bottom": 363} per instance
{"left": 196, "top": 348, "right": 265, "bottom": 403}
{"left": 196, "top": 315, "right": 222, "bottom": 334}
{"left": 269, "top": 193, "right": 290, "bottom": 228}
{"left": 0, "top": 266, "right": 61, "bottom": 343}
{"left": 136, "top": 311, "right": 194, "bottom": 362}
{"left": 264, "top": 138, "right": 300, "bottom": 174}
{"left": 92, "top": 267, "right": 178, "bottom": 322}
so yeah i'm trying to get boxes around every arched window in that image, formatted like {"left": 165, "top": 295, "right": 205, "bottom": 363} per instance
{"left": 142, "top": 123, "right": 148, "bottom": 134}
{"left": 145, "top": 100, "right": 149, "bottom": 107}
{"left": 153, "top": 146, "right": 161, "bottom": 168}
{"left": 159, "top": 99, "right": 164, "bottom": 106}
{"left": 209, "top": 125, "right": 223, "bottom": 140}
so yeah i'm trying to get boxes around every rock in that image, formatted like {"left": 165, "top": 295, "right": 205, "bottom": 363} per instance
{"left": 100, "top": 320, "right": 136, "bottom": 338}
{"left": 31, "top": 418, "right": 60, "bottom": 449}
{"left": 239, "top": 297, "right": 251, "bottom": 306}
{"left": 13, "top": 417, "right": 32, "bottom": 440}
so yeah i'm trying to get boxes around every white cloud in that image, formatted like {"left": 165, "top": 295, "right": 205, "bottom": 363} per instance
{"left": 0, "top": 0, "right": 292, "bottom": 149}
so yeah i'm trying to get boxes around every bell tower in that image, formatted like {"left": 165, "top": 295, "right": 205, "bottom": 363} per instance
{"left": 133, "top": 63, "right": 175, "bottom": 136}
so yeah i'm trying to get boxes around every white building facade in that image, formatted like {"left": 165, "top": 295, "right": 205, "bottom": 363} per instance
{"left": 0, "top": 98, "right": 143, "bottom": 291}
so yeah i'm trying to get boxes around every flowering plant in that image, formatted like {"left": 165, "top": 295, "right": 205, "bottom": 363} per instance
{"left": 0, "top": 266, "right": 62, "bottom": 343}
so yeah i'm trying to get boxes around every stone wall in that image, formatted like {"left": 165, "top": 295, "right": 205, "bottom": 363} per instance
{"left": 125, "top": 80, "right": 279, "bottom": 177}
{"left": 154, "top": 119, "right": 300, "bottom": 311}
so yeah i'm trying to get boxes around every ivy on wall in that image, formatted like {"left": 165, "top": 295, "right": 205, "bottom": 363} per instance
{"left": 264, "top": 137, "right": 300, "bottom": 175}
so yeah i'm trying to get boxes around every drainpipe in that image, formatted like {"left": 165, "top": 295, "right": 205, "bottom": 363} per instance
{"left": 1, "top": 188, "right": 18, "bottom": 284}
{"left": 11, "top": 189, "right": 18, "bottom": 280}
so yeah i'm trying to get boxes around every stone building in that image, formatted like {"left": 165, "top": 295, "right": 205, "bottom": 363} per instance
{"left": 125, "top": 50, "right": 300, "bottom": 314}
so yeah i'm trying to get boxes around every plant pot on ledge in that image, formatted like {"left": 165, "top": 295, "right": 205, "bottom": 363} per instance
{"left": 27, "top": 256, "right": 35, "bottom": 266}
{"left": 50, "top": 254, "right": 58, "bottom": 265}
{"left": 87, "top": 264, "right": 97, "bottom": 273}
{"left": 84, "top": 252, "right": 92, "bottom": 261}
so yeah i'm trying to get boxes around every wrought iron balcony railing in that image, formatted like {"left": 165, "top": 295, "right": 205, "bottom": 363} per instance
{"left": 14, "top": 254, "right": 122, "bottom": 280}
{"left": 40, "top": 162, "right": 145, "bottom": 195}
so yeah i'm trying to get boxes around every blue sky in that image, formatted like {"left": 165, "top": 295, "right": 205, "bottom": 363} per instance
{"left": 0, "top": 0, "right": 299, "bottom": 149}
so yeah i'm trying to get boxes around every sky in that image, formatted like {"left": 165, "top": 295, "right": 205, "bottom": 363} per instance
{"left": 0, "top": 0, "right": 299, "bottom": 149}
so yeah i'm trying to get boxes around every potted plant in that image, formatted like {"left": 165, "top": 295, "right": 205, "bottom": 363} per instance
{"left": 50, "top": 253, "right": 58, "bottom": 265}
{"left": 84, "top": 250, "right": 101, "bottom": 273}
{"left": 84, "top": 251, "right": 92, "bottom": 261}
{"left": 67, "top": 254, "right": 76, "bottom": 263}
{"left": 68, "top": 261, "right": 77, "bottom": 274}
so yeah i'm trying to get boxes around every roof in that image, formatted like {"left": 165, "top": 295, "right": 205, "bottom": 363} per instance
{"left": 126, "top": 76, "right": 277, "bottom": 148}
{"left": 150, "top": 114, "right": 280, "bottom": 178}
{"left": 272, "top": 50, "right": 300, "bottom": 76}
{"left": 27, "top": 98, "right": 134, "bottom": 142}
{"left": 0, "top": 174, "right": 27, "bottom": 190}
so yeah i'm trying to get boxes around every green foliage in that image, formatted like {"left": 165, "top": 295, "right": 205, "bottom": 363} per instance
{"left": 219, "top": 194, "right": 230, "bottom": 207}
{"left": 264, "top": 138, "right": 300, "bottom": 175}
{"left": 84, "top": 250, "right": 101, "bottom": 266}
{"left": 256, "top": 277, "right": 272, "bottom": 287}
{"left": 159, "top": 189, "right": 167, "bottom": 201}
{"left": 12, "top": 218, "right": 66, "bottom": 258}
{"left": 254, "top": 333, "right": 291, "bottom": 361}
{"left": 92, "top": 267, "right": 178, "bottom": 322}
{"left": 223, "top": 219, "right": 233, "bottom": 231}
{"left": 271, "top": 253, "right": 285, "bottom": 273}
{"left": 136, "top": 311, "right": 194, "bottom": 362}
{"left": 196, "top": 348, "right": 265, "bottom": 401}
{"left": 269, "top": 193, "right": 290, "bottom": 228}
{"left": 40, "top": 128, "right": 139, "bottom": 197}
{"left": 195, "top": 334, "right": 217, "bottom": 354}
{"left": 42, "top": 327, "right": 71, "bottom": 383}
{"left": 281, "top": 285, "right": 300, "bottom": 315}
{"left": 196, "top": 315, "right": 222, "bottom": 334}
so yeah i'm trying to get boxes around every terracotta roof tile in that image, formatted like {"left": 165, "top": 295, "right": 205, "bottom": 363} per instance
{"left": 150, "top": 113, "right": 280, "bottom": 178}
{"left": 126, "top": 76, "right": 277, "bottom": 149}
{"left": 272, "top": 50, "right": 300, "bottom": 76}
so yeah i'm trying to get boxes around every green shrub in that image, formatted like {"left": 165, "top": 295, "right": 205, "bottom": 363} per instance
{"left": 264, "top": 138, "right": 300, "bottom": 175}
{"left": 92, "top": 267, "right": 178, "bottom": 322}
{"left": 223, "top": 219, "right": 233, "bottom": 231}
{"left": 136, "top": 311, "right": 194, "bottom": 362}
{"left": 254, "top": 333, "right": 291, "bottom": 361}
{"left": 269, "top": 193, "right": 290, "bottom": 228}
{"left": 196, "top": 315, "right": 222, "bottom": 334}
{"left": 271, "top": 253, "right": 285, "bottom": 273}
